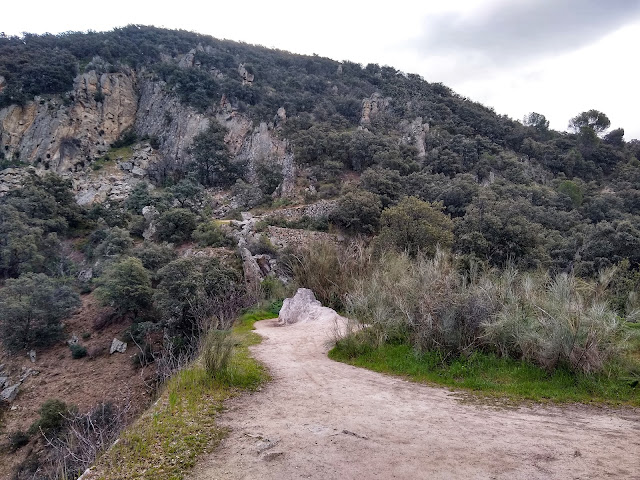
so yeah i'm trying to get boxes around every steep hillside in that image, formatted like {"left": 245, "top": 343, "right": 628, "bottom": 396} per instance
{"left": 1, "top": 26, "right": 639, "bottom": 277}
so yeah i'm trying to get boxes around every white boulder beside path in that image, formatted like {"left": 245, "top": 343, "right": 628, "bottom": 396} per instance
{"left": 278, "top": 288, "right": 346, "bottom": 326}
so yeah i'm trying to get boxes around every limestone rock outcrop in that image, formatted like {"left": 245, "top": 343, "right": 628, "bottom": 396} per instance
{"left": 0, "top": 383, "right": 20, "bottom": 403}
{"left": 238, "top": 63, "right": 255, "bottom": 85}
{"left": 360, "top": 92, "right": 390, "bottom": 125}
{"left": 0, "top": 51, "right": 299, "bottom": 205}
{"left": 0, "top": 70, "right": 137, "bottom": 173}
{"left": 400, "top": 117, "right": 429, "bottom": 158}
{"left": 224, "top": 120, "right": 296, "bottom": 198}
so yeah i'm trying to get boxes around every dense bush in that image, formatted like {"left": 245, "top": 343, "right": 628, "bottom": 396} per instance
{"left": 0, "top": 273, "right": 80, "bottom": 351}
{"left": 192, "top": 221, "right": 234, "bottom": 247}
{"left": 376, "top": 197, "right": 454, "bottom": 257}
{"left": 0, "top": 173, "right": 86, "bottom": 278}
{"left": 124, "top": 182, "right": 154, "bottom": 214}
{"left": 93, "top": 227, "right": 133, "bottom": 259}
{"left": 483, "top": 273, "right": 627, "bottom": 373}
{"left": 331, "top": 190, "right": 382, "bottom": 235}
{"left": 154, "top": 257, "right": 245, "bottom": 344}
{"left": 29, "top": 399, "right": 73, "bottom": 435}
{"left": 69, "top": 343, "right": 88, "bottom": 359}
{"left": 318, "top": 242, "right": 630, "bottom": 374}
{"left": 346, "top": 250, "right": 497, "bottom": 354}
{"left": 155, "top": 208, "right": 197, "bottom": 244}
{"left": 132, "top": 242, "right": 177, "bottom": 274}
{"left": 189, "top": 123, "right": 243, "bottom": 187}
{"left": 8, "top": 430, "right": 30, "bottom": 452}
{"left": 95, "top": 256, "right": 153, "bottom": 317}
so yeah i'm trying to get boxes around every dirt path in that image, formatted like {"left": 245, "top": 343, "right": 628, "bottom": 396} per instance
{"left": 191, "top": 317, "right": 640, "bottom": 480}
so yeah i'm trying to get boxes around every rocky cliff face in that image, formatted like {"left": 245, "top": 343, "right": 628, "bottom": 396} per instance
{"left": 0, "top": 63, "right": 296, "bottom": 204}
{"left": 0, "top": 71, "right": 137, "bottom": 173}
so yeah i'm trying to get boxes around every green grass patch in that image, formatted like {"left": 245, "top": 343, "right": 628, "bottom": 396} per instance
{"left": 329, "top": 335, "right": 640, "bottom": 407}
{"left": 91, "top": 145, "right": 134, "bottom": 171}
{"left": 91, "top": 310, "right": 272, "bottom": 480}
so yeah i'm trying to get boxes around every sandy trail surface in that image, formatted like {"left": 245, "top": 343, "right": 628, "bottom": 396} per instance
{"left": 191, "top": 317, "right": 640, "bottom": 480}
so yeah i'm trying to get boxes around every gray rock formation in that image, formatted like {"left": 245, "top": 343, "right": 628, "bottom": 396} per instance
{"left": 136, "top": 81, "right": 210, "bottom": 169}
{"left": 360, "top": 93, "right": 391, "bottom": 125}
{"left": 110, "top": 338, "right": 127, "bottom": 354}
{"left": 240, "top": 246, "right": 263, "bottom": 295}
{"left": 0, "top": 71, "right": 137, "bottom": 173}
{"left": 238, "top": 63, "right": 255, "bottom": 85}
{"left": 400, "top": 117, "right": 429, "bottom": 159}
{"left": 1, "top": 54, "right": 299, "bottom": 205}
{"left": 0, "top": 376, "right": 8, "bottom": 388}
{"left": 78, "top": 268, "right": 93, "bottom": 282}
{"left": 142, "top": 205, "right": 160, "bottom": 240}
{"left": 28, "top": 350, "right": 36, "bottom": 363}
{"left": 278, "top": 288, "right": 345, "bottom": 325}
{"left": 0, "top": 383, "right": 20, "bottom": 403}
{"left": 224, "top": 120, "right": 296, "bottom": 198}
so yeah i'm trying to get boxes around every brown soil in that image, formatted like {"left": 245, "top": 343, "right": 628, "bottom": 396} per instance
{"left": 191, "top": 316, "right": 640, "bottom": 480}
{"left": 0, "top": 294, "right": 153, "bottom": 479}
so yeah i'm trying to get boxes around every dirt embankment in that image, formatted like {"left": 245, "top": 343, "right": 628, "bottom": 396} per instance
{"left": 0, "top": 294, "right": 152, "bottom": 479}
{"left": 191, "top": 316, "right": 640, "bottom": 480}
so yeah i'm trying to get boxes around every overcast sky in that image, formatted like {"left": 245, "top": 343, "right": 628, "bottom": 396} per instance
{"left": 4, "top": 0, "right": 640, "bottom": 139}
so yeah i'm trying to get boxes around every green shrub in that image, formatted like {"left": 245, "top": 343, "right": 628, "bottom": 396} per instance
{"left": 69, "top": 343, "right": 88, "bottom": 359}
{"left": 342, "top": 248, "right": 629, "bottom": 374}
{"left": 132, "top": 242, "right": 177, "bottom": 273}
{"left": 169, "top": 178, "right": 204, "bottom": 210}
{"left": 192, "top": 221, "right": 234, "bottom": 247}
{"left": 376, "top": 197, "right": 453, "bottom": 257}
{"left": 0, "top": 273, "right": 80, "bottom": 351}
{"left": 111, "top": 128, "right": 137, "bottom": 148}
{"left": 95, "top": 257, "right": 153, "bottom": 317}
{"left": 8, "top": 430, "right": 30, "bottom": 451}
{"left": 154, "top": 257, "right": 245, "bottom": 342}
{"left": 260, "top": 277, "right": 287, "bottom": 302}
{"left": 557, "top": 180, "right": 584, "bottom": 207}
{"left": 331, "top": 189, "right": 382, "bottom": 235}
{"left": 483, "top": 273, "right": 628, "bottom": 373}
{"left": 189, "top": 123, "right": 243, "bottom": 187}
{"left": 155, "top": 208, "right": 197, "bottom": 244}
{"left": 29, "top": 399, "right": 72, "bottom": 435}
{"left": 232, "top": 179, "right": 267, "bottom": 209}
{"left": 93, "top": 226, "right": 133, "bottom": 259}
{"left": 247, "top": 234, "right": 277, "bottom": 256}
{"left": 125, "top": 182, "right": 153, "bottom": 214}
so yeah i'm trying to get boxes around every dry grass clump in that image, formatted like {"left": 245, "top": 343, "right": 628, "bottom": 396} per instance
{"left": 294, "top": 241, "right": 629, "bottom": 374}
{"left": 484, "top": 272, "right": 627, "bottom": 373}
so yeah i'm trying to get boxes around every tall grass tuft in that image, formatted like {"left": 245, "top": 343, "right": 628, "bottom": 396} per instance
{"left": 298, "top": 241, "right": 630, "bottom": 375}
{"left": 202, "top": 329, "right": 234, "bottom": 379}
{"left": 484, "top": 272, "right": 628, "bottom": 373}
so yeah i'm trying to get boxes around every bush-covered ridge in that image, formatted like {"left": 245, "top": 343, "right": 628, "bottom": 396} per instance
{"left": 3, "top": 26, "right": 639, "bottom": 276}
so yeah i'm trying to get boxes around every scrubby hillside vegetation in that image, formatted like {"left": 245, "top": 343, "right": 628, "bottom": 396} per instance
{"left": 0, "top": 25, "right": 639, "bottom": 479}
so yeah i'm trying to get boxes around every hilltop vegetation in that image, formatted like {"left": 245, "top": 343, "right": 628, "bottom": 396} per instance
{"left": 2, "top": 26, "right": 639, "bottom": 277}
